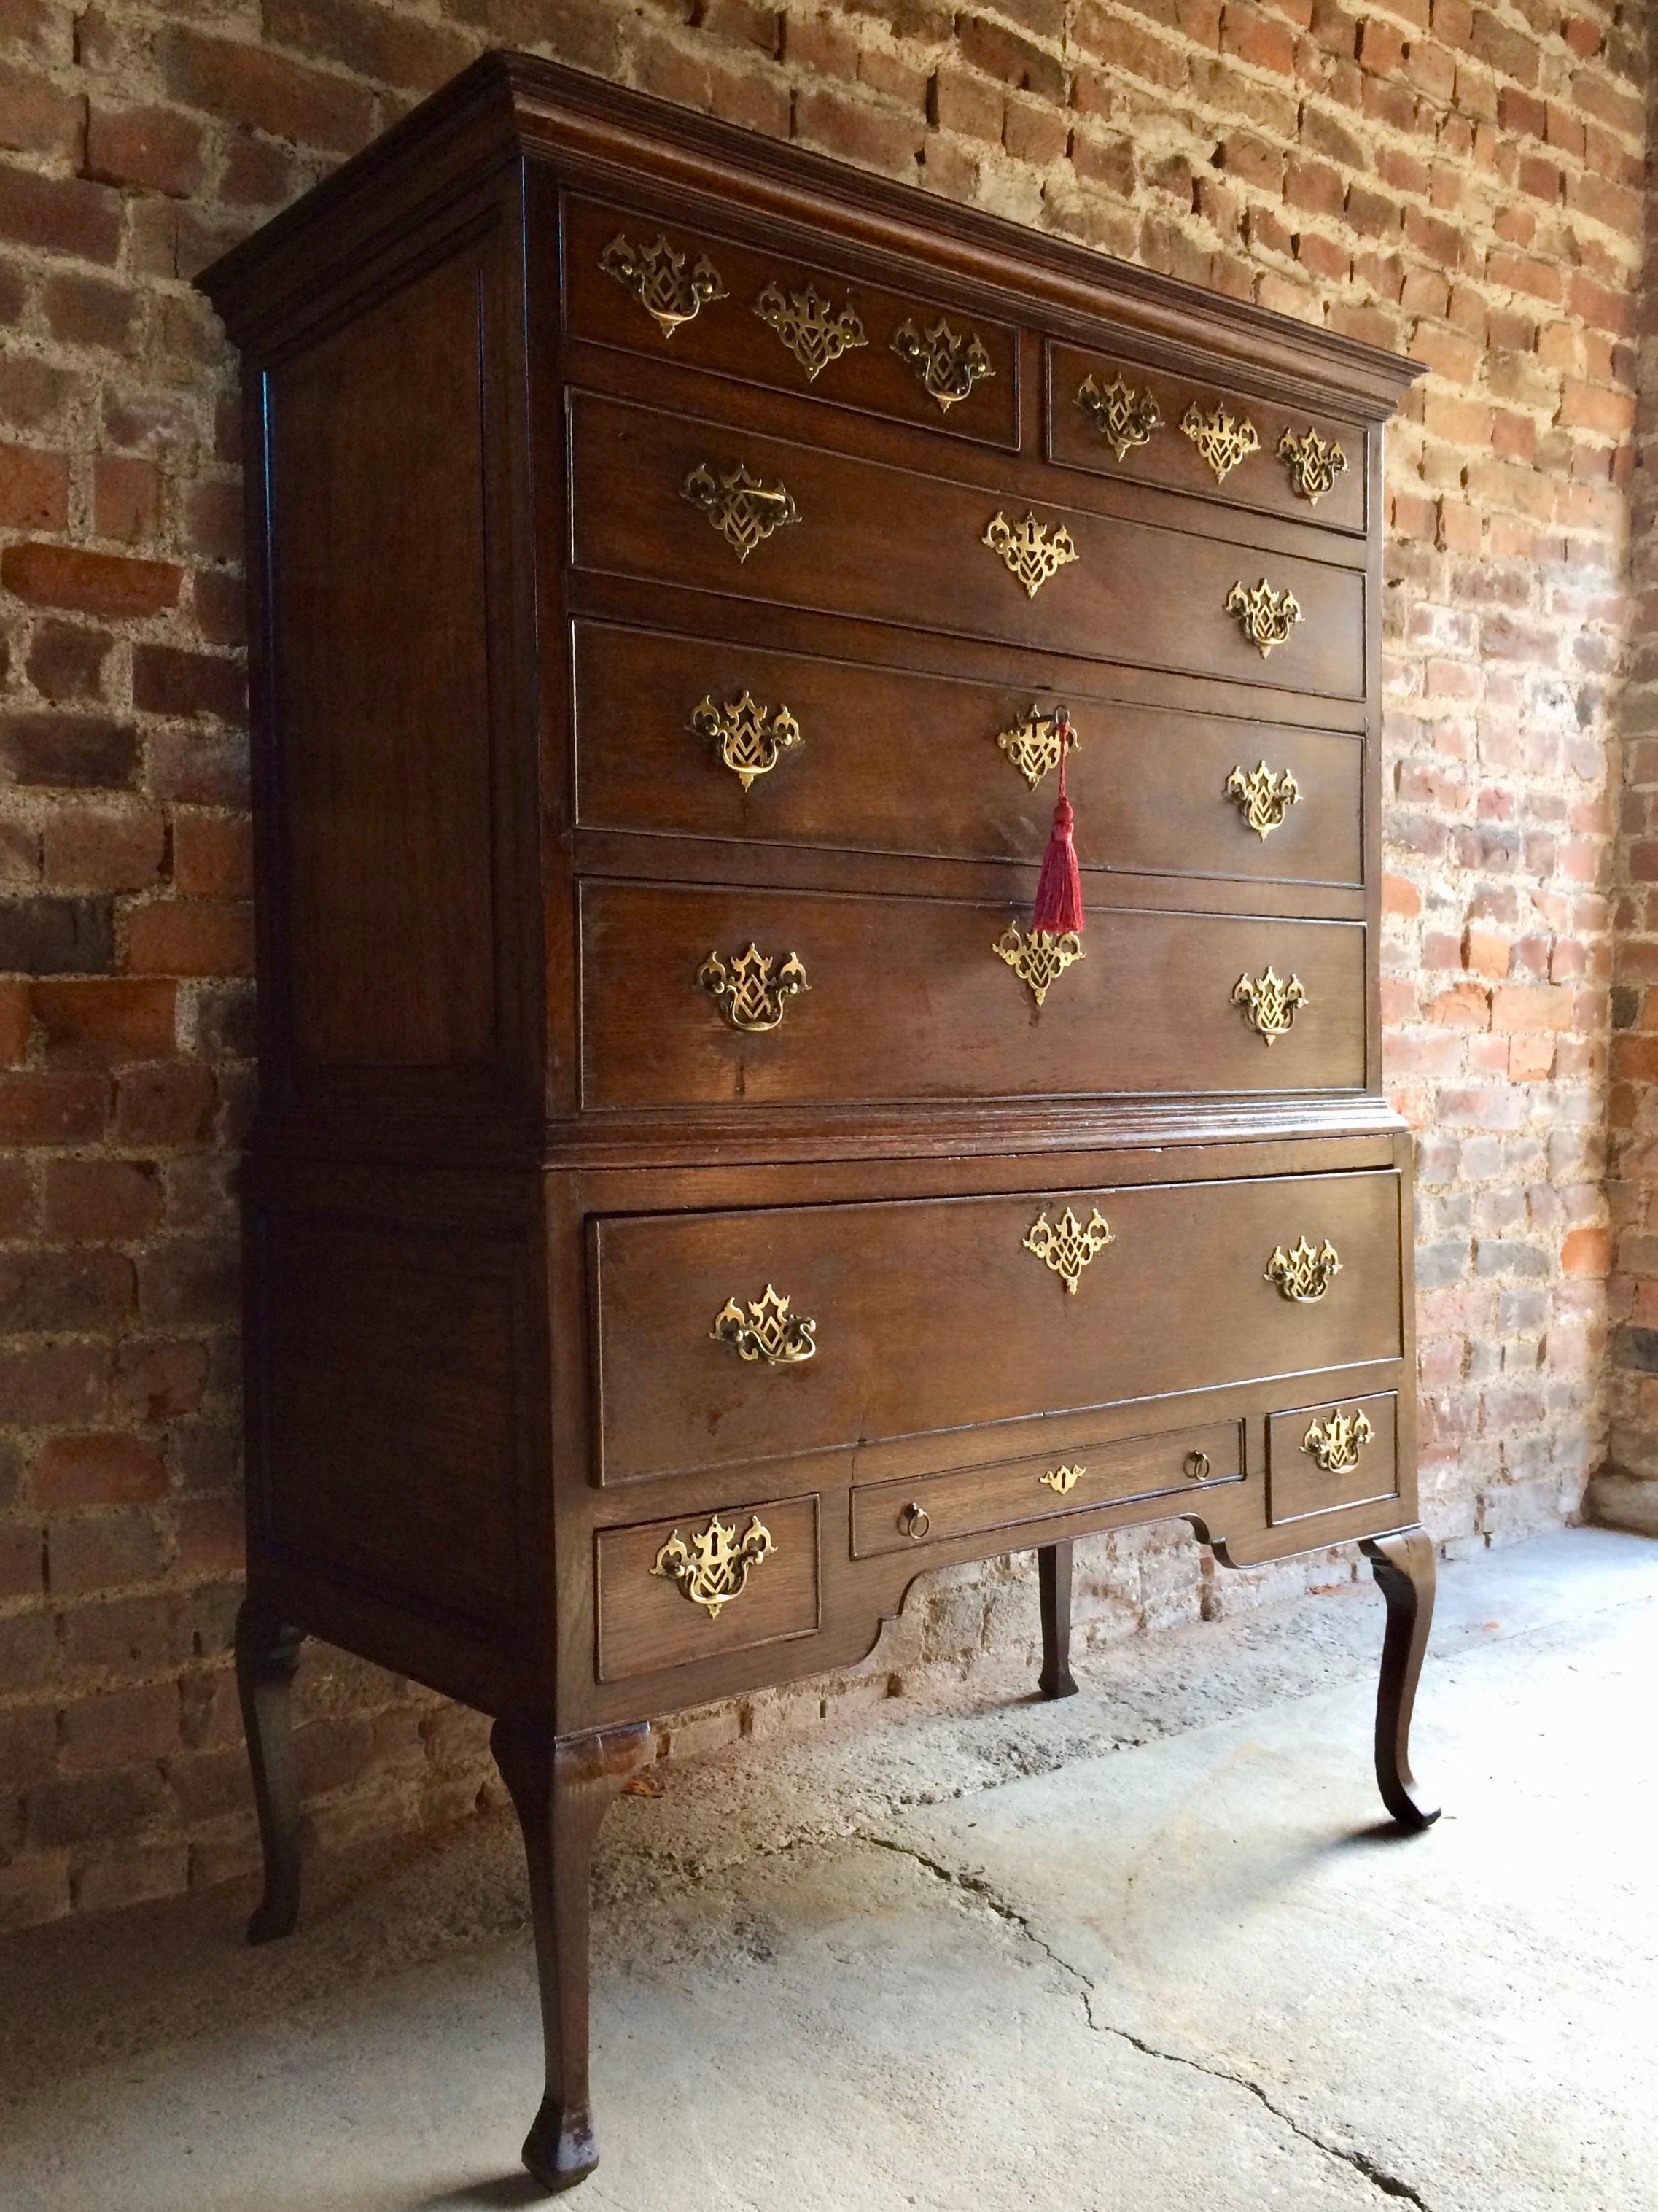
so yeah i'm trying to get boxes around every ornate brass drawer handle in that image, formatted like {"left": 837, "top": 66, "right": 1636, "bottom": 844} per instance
{"left": 1301, "top": 1408, "right": 1374, "bottom": 1473}
{"left": 697, "top": 943, "right": 809, "bottom": 1031}
{"left": 1225, "top": 761, "right": 1300, "bottom": 838}
{"left": 1038, "top": 1464, "right": 1085, "bottom": 1495}
{"left": 1024, "top": 1207, "right": 1113, "bottom": 1295}
{"left": 891, "top": 316, "right": 995, "bottom": 411}
{"left": 709, "top": 1284, "right": 817, "bottom": 1365}
{"left": 1232, "top": 966, "right": 1307, "bottom": 1046}
{"left": 693, "top": 692, "right": 802, "bottom": 789}
{"left": 1265, "top": 1237, "right": 1342, "bottom": 1303}
{"left": 1183, "top": 400, "right": 1258, "bottom": 483}
{"left": 652, "top": 1513, "right": 776, "bottom": 1619}
{"left": 1226, "top": 578, "right": 1303, "bottom": 657}
{"left": 993, "top": 922, "right": 1083, "bottom": 1007}
{"left": 1278, "top": 426, "right": 1349, "bottom": 504}
{"left": 754, "top": 280, "right": 866, "bottom": 380}
{"left": 600, "top": 231, "right": 727, "bottom": 337}
{"left": 682, "top": 461, "right": 800, "bottom": 562}
{"left": 997, "top": 705, "right": 1078, "bottom": 791}
{"left": 1077, "top": 373, "right": 1161, "bottom": 460}
{"left": 982, "top": 510, "right": 1078, "bottom": 599}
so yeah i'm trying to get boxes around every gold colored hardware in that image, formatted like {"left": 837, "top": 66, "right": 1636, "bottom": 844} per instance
{"left": 682, "top": 461, "right": 801, "bottom": 563}
{"left": 1277, "top": 426, "right": 1349, "bottom": 504}
{"left": 1182, "top": 400, "right": 1259, "bottom": 483}
{"left": 891, "top": 317, "right": 995, "bottom": 411}
{"left": 692, "top": 692, "right": 803, "bottom": 790}
{"left": 1184, "top": 1451, "right": 1211, "bottom": 1481}
{"left": 1076, "top": 373, "right": 1161, "bottom": 460}
{"left": 651, "top": 1513, "right": 776, "bottom": 1619}
{"left": 1038, "top": 1464, "right": 1085, "bottom": 1496}
{"left": 1231, "top": 966, "right": 1307, "bottom": 1047}
{"left": 997, "top": 705, "right": 1078, "bottom": 791}
{"left": 1225, "top": 761, "right": 1301, "bottom": 838}
{"left": 992, "top": 923, "right": 1083, "bottom": 1007}
{"left": 981, "top": 511, "right": 1079, "bottom": 599}
{"left": 753, "top": 280, "right": 867, "bottom": 380}
{"left": 899, "top": 1502, "right": 930, "bottom": 1540}
{"left": 1301, "top": 1407, "right": 1375, "bottom": 1474}
{"left": 1023, "top": 1207, "right": 1114, "bottom": 1295}
{"left": 1225, "top": 578, "right": 1303, "bottom": 657}
{"left": 599, "top": 231, "right": 727, "bottom": 337}
{"left": 1265, "top": 1237, "right": 1342, "bottom": 1303}
{"left": 697, "top": 942, "right": 809, "bottom": 1032}
{"left": 709, "top": 1284, "right": 817, "bottom": 1365}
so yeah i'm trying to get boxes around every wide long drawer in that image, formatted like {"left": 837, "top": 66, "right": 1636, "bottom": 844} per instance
{"left": 578, "top": 880, "right": 1365, "bottom": 1108}
{"left": 589, "top": 1170, "right": 1404, "bottom": 1483}
{"left": 568, "top": 393, "right": 1366, "bottom": 699}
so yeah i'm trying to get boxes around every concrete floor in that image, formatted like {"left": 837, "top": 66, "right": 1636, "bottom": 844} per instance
{"left": 2, "top": 1526, "right": 1655, "bottom": 2212}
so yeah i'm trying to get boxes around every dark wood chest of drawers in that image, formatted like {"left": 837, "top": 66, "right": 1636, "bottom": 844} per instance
{"left": 201, "top": 52, "right": 1437, "bottom": 2195}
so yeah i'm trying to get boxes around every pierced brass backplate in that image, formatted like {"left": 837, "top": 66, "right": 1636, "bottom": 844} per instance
{"left": 1265, "top": 1237, "right": 1342, "bottom": 1303}
{"left": 1077, "top": 372, "right": 1161, "bottom": 460}
{"left": 682, "top": 461, "right": 800, "bottom": 562}
{"left": 891, "top": 317, "right": 995, "bottom": 411}
{"left": 1038, "top": 1464, "right": 1085, "bottom": 1495}
{"left": 1301, "top": 1408, "right": 1374, "bottom": 1473}
{"left": 1225, "top": 761, "right": 1301, "bottom": 838}
{"left": 1232, "top": 966, "right": 1307, "bottom": 1046}
{"left": 982, "top": 511, "right": 1079, "bottom": 599}
{"left": 1226, "top": 578, "right": 1303, "bottom": 657}
{"left": 1024, "top": 1207, "right": 1114, "bottom": 1295}
{"left": 709, "top": 1284, "right": 817, "bottom": 1365}
{"left": 1182, "top": 400, "right": 1259, "bottom": 483}
{"left": 754, "top": 280, "right": 867, "bottom": 381}
{"left": 997, "top": 705, "right": 1078, "bottom": 791}
{"left": 1278, "top": 426, "right": 1349, "bottom": 504}
{"left": 992, "top": 923, "right": 1083, "bottom": 1006}
{"left": 693, "top": 692, "right": 803, "bottom": 789}
{"left": 697, "top": 942, "right": 809, "bottom": 1032}
{"left": 652, "top": 1513, "right": 777, "bottom": 1618}
{"left": 599, "top": 231, "right": 727, "bottom": 337}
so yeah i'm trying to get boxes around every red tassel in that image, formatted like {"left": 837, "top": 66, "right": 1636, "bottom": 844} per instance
{"left": 1031, "top": 707, "right": 1083, "bottom": 936}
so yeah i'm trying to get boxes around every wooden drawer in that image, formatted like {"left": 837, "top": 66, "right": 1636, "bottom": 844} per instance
{"left": 577, "top": 880, "right": 1366, "bottom": 1109}
{"left": 851, "top": 1419, "right": 1243, "bottom": 1558}
{"left": 590, "top": 1170, "right": 1404, "bottom": 1484}
{"left": 568, "top": 394, "right": 1366, "bottom": 701}
{"left": 595, "top": 1492, "right": 820, "bottom": 1680}
{"left": 1046, "top": 341, "right": 1369, "bottom": 536}
{"left": 1267, "top": 1390, "right": 1398, "bottom": 1525}
{"left": 572, "top": 618, "right": 1363, "bottom": 888}
{"left": 561, "top": 196, "right": 1019, "bottom": 449}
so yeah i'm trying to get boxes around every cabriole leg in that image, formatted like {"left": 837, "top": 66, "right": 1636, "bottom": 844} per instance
{"left": 233, "top": 1597, "right": 305, "bottom": 1944}
{"left": 1037, "top": 1540, "right": 1078, "bottom": 1700}
{"left": 1361, "top": 1527, "right": 1441, "bottom": 1831}
{"left": 492, "top": 1720, "right": 653, "bottom": 2194}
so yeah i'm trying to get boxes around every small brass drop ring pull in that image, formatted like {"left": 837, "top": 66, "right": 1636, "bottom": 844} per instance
{"left": 899, "top": 1502, "right": 930, "bottom": 1540}
{"left": 1184, "top": 1451, "right": 1211, "bottom": 1481}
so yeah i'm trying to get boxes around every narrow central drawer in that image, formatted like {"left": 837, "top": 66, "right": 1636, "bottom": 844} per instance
{"left": 590, "top": 1170, "right": 1404, "bottom": 1484}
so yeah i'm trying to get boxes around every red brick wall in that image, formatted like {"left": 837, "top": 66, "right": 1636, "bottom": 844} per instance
{"left": 0, "top": 0, "right": 1639, "bottom": 1930}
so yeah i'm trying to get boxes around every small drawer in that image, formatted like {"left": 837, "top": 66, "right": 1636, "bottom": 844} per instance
{"left": 595, "top": 1493, "right": 820, "bottom": 1681}
{"left": 1046, "top": 341, "right": 1369, "bottom": 535}
{"left": 851, "top": 1421, "right": 1243, "bottom": 1558}
{"left": 562, "top": 196, "right": 1019, "bottom": 449}
{"left": 1266, "top": 1392, "right": 1398, "bottom": 1525}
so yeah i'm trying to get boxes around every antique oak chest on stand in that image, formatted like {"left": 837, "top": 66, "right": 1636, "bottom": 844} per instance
{"left": 200, "top": 53, "right": 1435, "bottom": 2194}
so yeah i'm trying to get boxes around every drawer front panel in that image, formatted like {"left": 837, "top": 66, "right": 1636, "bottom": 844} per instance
{"left": 596, "top": 1492, "right": 820, "bottom": 1680}
{"left": 579, "top": 881, "right": 1366, "bottom": 1108}
{"left": 1267, "top": 1391, "right": 1399, "bottom": 1524}
{"left": 572, "top": 620, "right": 1364, "bottom": 887}
{"left": 851, "top": 1419, "right": 1244, "bottom": 1558}
{"left": 592, "top": 1171, "right": 1404, "bottom": 1483}
{"left": 569, "top": 395, "right": 1366, "bottom": 700}
{"left": 563, "top": 197, "right": 1019, "bottom": 449}
{"left": 1047, "top": 342, "right": 1369, "bottom": 535}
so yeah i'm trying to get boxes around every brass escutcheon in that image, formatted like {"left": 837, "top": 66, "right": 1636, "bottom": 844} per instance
{"left": 754, "top": 280, "right": 867, "bottom": 381}
{"left": 697, "top": 942, "right": 810, "bottom": 1032}
{"left": 982, "top": 511, "right": 1079, "bottom": 599}
{"left": 1038, "top": 1464, "right": 1086, "bottom": 1495}
{"left": 1183, "top": 400, "right": 1259, "bottom": 483}
{"left": 997, "top": 705, "right": 1078, "bottom": 791}
{"left": 599, "top": 231, "right": 727, "bottom": 337}
{"left": 1024, "top": 1207, "right": 1114, "bottom": 1295}
{"left": 651, "top": 1513, "right": 776, "bottom": 1618}
{"left": 1301, "top": 1407, "right": 1374, "bottom": 1473}
{"left": 709, "top": 1284, "right": 817, "bottom": 1365}
{"left": 992, "top": 923, "right": 1084, "bottom": 1008}
{"left": 1265, "top": 1237, "right": 1342, "bottom": 1303}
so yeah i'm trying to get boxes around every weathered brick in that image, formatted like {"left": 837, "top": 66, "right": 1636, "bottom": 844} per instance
{"left": 1, "top": 542, "right": 182, "bottom": 618}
